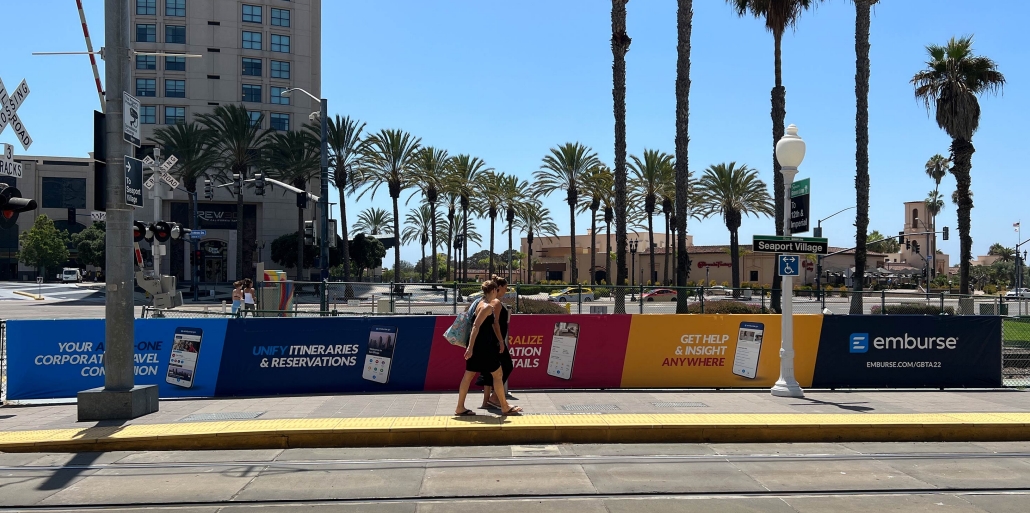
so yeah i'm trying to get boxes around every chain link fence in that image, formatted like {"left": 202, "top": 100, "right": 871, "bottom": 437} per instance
{"left": 1003, "top": 317, "right": 1030, "bottom": 388}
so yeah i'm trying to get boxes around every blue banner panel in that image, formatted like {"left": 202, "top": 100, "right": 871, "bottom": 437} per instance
{"left": 5, "top": 319, "right": 229, "bottom": 400}
{"left": 812, "top": 316, "right": 1002, "bottom": 388}
{"left": 213, "top": 317, "right": 436, "bottom": 396}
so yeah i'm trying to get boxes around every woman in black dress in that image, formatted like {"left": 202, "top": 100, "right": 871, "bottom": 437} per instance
{"left": 455, "top": 280, "right": 522, "bottom": 416}
{"left": 480, "top": 276, "right": 515, "bottom": 409}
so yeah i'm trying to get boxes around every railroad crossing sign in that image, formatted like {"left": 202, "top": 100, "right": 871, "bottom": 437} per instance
{"left": 0, "top": 77, "right": 32, "bottom": 150}
{"left": 753, "top": 235, "right": 829, "bottom": 255}
{"left": 0, "top": 143, "right": 21, "bottom": 178}
{"left": 778, "top": 255, "right": 800, "bottom": 277}
{"left": 144, "top": 153, "right": 179, "bottom": 190}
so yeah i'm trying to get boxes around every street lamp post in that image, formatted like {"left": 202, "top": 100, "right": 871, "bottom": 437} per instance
{"left": 629, "top": 239, "right": 639, "bottom": 301}
{"left": 281, "top": 88, "right": 329, "bottom": 312}
{"left": 813, "top": 205, "right": 855, "bottom": 302}
{"left": 771, "top": 124, "right": 805, "bottom": 398}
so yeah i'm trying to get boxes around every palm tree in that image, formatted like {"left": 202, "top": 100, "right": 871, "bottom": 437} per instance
{"left": 150, "top": 121, "right": 219, "bottom": 235}
{"left": 578, "top": 164, "right": 613, "bottom": 284}
{"left": 695, "top": 162, "right": 774, "bottom": 293}
{"left": 675, "top": 0, "right": 693, "bottom": 312}
{"left": 629, "top": 149, "right": 675, "bottom": 286}
{"left": 498, "top": 174, "right": 530, "bottom": 282}
{"left": 535, "top": 143, "right": 600, "bottom": 285}
{"left": 359, "top": 129, "right": 421, "bottom": 281}
{"left": 448, "top": 154, "right": 491, "bottom": 281}
{"left": 925, "top": 153, "right": 951, "bottom": 261}
{"left": 513, "top": 199, "right": 558, "bottom": 283}
{"left": 400, "top": 203, "right": 443, "bottom": 282}
{"left": 352, "top": 207, "right": 394, "bottom": 236}
{"left": 197, "top": 104, "right": 268, "bottom": 280}
{"left": 474, "top": 171, "right": 506, "bottom": 277}
{"left": 612, "top": 0, "right": 631, "bottom": 311}
{"left": 452, "top": 209, "right": 482, "bottom": 277}
{"left": 661, "top": 195, "right": 673, "bottom": 285}
{"left": 326, "top": 115, "right": 367, "bottom": 282}
{"left": 443, "top": 192, "right": 459, "bottom": 281}
{"left": 261, "top": 128, "right": 321, "bottom": 280}
{"left": 408, "top": 147, "right": 450, "bottom": 282}
{"left": 912, "top": 36, "right": 1005, "bottom": 294}
{"left": 851, "top": 0, "right": 876, "bottom": 314}
{"left": 728, "top": 0, "right": 819, "bottom": 311}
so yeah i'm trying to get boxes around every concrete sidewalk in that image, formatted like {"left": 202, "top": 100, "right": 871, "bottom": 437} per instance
{"left": 2, "top": 389, "right": 1029, "bottom": 451}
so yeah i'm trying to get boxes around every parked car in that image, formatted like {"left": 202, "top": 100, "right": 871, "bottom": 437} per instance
{"left": 642, "top": 288, "right": 678, "bottom": 301}
{"left": 59, "top": 268, "right": 83, "bottom": 283}
{"left": 1005, "top": 288, "right": 1030, "bottom": 298}
{"left": 705, "top": 285, "right": 729, "bottom": 296}
{"left": 548, "top": 287, "right": 593, "bottom": 303}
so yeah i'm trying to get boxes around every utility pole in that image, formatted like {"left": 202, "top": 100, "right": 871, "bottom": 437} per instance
{"left": 78, "top": 0, "right": 158, "bottom": 420}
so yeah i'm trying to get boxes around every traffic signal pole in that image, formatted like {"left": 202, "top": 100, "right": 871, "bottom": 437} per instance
{"left": 78, "top": 0, "right": 158, "bottom": 421}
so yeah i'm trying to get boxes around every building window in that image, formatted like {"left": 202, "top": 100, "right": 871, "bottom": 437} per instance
{"left": 136, "top": 55, "right": 156, "bottom": 70}
{"left": 242, "top": 58, "right": 262, "bottom": 77}
{"left": 749, "top": 270, "right": 759, "bottom": 282}
{"left": 140, "top": 106, "right": 157, "bottom": 124}
{"left": 271, "top": 8, "right": 290, "bottom": 27}
{"left": 164, "top": 106, "right": 186, "bottom": 125}
{"left": 242, "top": 84, "right": 262, "bottom": 103}
{"left": 242, "top": 31, "right": 262, "bottom": 50}
{"left": 166, "top": 0, "right": 185, "bottom": 16}
{"left": 271, "top": 34, "right": 290, "bottom": 53}
{"left": 166, "top": 25, "right": 186, "bottom": 44}
{"left": 270, "top": 86, "right": 289, "bottom": 105}
{"left": 271, "top": 60, "right": 290, "bottom": 79}
{"left": 136, "top": 78, "right": 156, "bottom": 97}
{"left": 270, "top": 113, "right": 289, "bottom": 131}
{"left": 242, "top": 4, "right": 262, "bottom": 23}
{"left": 165, "top": 79, "right": 186, "bottom": 98}
{"left": 165, "top": 55, "right": 186, "bottom": 71}
{"left": 248, "top": 111, "right": 262, "bottom": 128}
{"left": 136, "top": 0, "right": 156, "bottom": 15}
{"left": 136, "top": 24, "right": 156, "bottom": 42}
{"left": 42, "top": 178, "right": 87, "bottom": 209}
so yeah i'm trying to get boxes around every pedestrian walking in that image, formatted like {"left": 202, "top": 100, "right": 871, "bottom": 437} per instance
{"left": 455, "top": 280, "right": 522, "bottom": 416}
{"left": 231, "top": 281, "right": 243, "bottom": 316}
{"left": 242, "top": 278, "right": 257, "bottom": 317}
{"left": 478, "top": 275, "right": 515, "bottom": 409}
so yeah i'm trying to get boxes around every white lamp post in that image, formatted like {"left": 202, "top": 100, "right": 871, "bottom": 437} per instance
{"left": 771, "top": 124, "right": 806, "bottom": 398}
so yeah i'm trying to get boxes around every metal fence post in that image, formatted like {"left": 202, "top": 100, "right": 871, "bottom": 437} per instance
{"left": 881, "top": 290, "right": 886, "bottom": 315}
{"left": 578, "top": 288, "right": 583, "bottom": 315}
{"left": 639, "top": 284, "right": 644, "bottom": 314}
{"left": 940, "top": 292, "right": 945, "bottom": 315}
{"left": 515, "top": 284, "right": 520, "bottom": 314}
{"left": 701, "top": 287, "right": 706, "bottom": 314}
{"left": 453, "top": 282, "right": 458, "bottom": 315}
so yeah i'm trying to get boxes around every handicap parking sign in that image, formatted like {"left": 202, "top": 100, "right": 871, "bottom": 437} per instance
{"left": 778, "top": 255, "right": 800, "bottom": 277}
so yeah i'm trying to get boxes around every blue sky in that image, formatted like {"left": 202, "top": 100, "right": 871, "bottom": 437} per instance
{"left": 5, "top": 1, "right": 1027, "bottom": 269}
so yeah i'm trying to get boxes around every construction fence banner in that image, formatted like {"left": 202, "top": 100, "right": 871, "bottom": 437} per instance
{"left": 3, "top": 314, "right": 1002, "bottom": 400}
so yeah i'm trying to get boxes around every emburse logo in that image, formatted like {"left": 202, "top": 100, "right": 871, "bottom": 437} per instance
{"left": 850, "top": 333, "right": 958, "bottom": 351}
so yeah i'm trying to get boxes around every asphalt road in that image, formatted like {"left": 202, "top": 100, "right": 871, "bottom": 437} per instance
{"left": 1, "top": 442, "right": 1028, "bottom": 511}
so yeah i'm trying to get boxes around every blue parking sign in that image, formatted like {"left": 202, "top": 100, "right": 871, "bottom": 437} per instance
{"left": 778, "top": 255, "right": 800, "bottom": 277}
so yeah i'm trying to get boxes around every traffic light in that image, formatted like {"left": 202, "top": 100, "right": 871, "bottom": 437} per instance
{"left": 943, "top": 226, "right": 949, "bottom": 241}
{"left": 813, "top": 226, "right": 822, "bottom": 238}
{"left": 905, "top": 240, "right": 911, "bottom": 250}
{"left": 133, "top": 221, "right": 147, "bottom": 242}
{"left": 0, "top": 184, "right": 37, "bottom": 229}
{"left": 151, "top": 221, "right": 171, "bottom": 242}
{"left": 898, "top": 231, "right": 905, "bottom": 246}
{"left": 913, "top": 241, "right": 920, "bottom": 254}
{"left": 67, "top": 208, "right": 75, "bottom": 224}
{"left": 254, "top": 173, "right": 266, "bottom": 196}
{"left": 304, "top": 220, "right": 314, "bottom": 245}
{"left": 191, "top": 249, "right": 202, "bottom": 266}
{"left": 296, "top": 191, "right": 308, "bottom": 208}
{"left": 204, "top": 179, "right": 213, "bottom": 200}
{"left": 232, "top": 173, "right": 241, "bottom": 195}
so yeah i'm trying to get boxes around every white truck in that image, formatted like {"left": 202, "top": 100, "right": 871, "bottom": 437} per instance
{"left": 59, "top": 268, "right": 83, "bottom": 283}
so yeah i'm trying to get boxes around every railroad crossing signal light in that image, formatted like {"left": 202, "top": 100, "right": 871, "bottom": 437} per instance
{"left": 254, "top": 173, "right": 266, "bottom": 196}
{"left": 204, "top": 179, "right": 213, "bottom": 200}
{"left": 133, "top": 221, "right": 147, "bottom": 242}
{"left": 151, "top": 221, "right": 171, "bottom": 242}
{"left": 943, "top": 226, "right": 949, "bottom": 241}
{"left": 0, "top": 184, "right": 37, "bottom": 229}
{"left": 170, "top": 222, "right": 190, "bottom": 240}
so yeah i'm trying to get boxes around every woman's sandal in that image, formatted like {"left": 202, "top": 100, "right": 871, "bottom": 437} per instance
{"left": 501, "top": 406, "right": 523, "bottom": 416}
{"left": 455, "top": 409, "right": 477, "bottom": 416}
{"left": 483, "top": 401, "right": 502, "bottom": 410}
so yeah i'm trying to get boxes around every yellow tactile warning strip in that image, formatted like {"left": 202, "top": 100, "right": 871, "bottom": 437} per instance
{"left": 2, "top": 413, "right": 1029, "bottom": 453}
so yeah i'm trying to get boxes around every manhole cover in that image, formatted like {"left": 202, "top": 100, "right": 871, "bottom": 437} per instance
{"left": 561, "top": 404, "right": 620, "bottom": 412}
{"left": 651, "top": 402, "right": 709, "bottom": 408}
{"left": 180, "top": 411, "right": 265, "bottom": 422}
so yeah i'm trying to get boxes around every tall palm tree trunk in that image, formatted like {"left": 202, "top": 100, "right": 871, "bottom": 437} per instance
{"left": 527, "top": 231, "right": 535, "bottom": 283}
{"left": 429, "top": 200, "right": 438, "bottom": 283}
{"left": 420, "top": 241, "right": 426, "bottom": 282}
{"left": 770, "top": 33, "right": 786, "bottom": 313}
{"left": 664, "top": 210, "right": 671, "bottom": 285}
{"left": 953, "top": 138, "right": 975, "bottom": 294}
{"left": 462, "top": 203, "right": 469, "bottom": 282}
{"left": 340, "top": 193, "right": 351, "bottom": 283}
{"left": 851, "top": 0, "right": 871, "bottom": 314}
{"left": 569, "top": 202, "right": 577, "bottom": 284}
{"left": 507, "top": 216, "right": 514, "bottom": 282}
{"left": 488, "top": 214, "right": 495, "bottom": 276}
{"left": 235, "top": 165, "right": 245, "bottom": 281}
{"left": 590, "top": 210, "right": 598, "bottom": 284}
{"left": 446, "top": 209, "right": 454, "bottom": 281}
{"left": 296, "top": 207, "right": 305, "bottom": 281}
{"left": 392, "top": 197, "right": 401, "bottom": 282}
{"left": 612, "top": 0, "right": 630, "bottom": 312}
{"left": 647, "top": 213, "right": 655, "bottom": 285}
{"left": 605, "top": 219, "right": 612, "bottom": 285}
{"left": 675, "top": 0, "right": 692, "bottom": 313}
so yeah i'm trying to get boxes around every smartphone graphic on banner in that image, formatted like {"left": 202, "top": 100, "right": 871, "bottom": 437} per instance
{"left": 166, "top": 327, "right": 203, "bottom": 388}
{"left": 732, "top": 322, "right": 764, "bottom": 379}
{"left": 546, "top": 322, "right": 580, "bottom": 380}
{"left": 363, "top": 325, "right": 398, "bottom": 384}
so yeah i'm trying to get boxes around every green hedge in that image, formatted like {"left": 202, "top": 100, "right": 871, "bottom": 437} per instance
{"left": 687, "top": 301, "right": 763, "bottom": 314}
{"left": 869, "top": 304, "right": 955, "bottom": 315}
{"left": 509, "top": 298, "right": 568, "bottom": 314}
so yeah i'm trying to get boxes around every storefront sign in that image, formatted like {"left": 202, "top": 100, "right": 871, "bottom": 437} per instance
{"left": 697, "top": 261, "right": 731, "bottom": 269}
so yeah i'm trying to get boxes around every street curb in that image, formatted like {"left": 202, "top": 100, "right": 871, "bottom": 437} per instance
{"left": 12, "top": 290, "right": 44, "bottom": 300}
{"left": 2, "top": 413, "right": 1029, "bottom": 452}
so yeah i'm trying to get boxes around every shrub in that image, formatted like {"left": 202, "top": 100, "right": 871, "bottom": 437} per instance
{"left": 593, "top": 286, "right": 611, "bottom": 299}
{"left": 985, "top": 284, "right": 998, "bottom": 295}
{"left": 688, "top": 300, "right": 763, "bottom": 314}
{"left": 516, "top": 285, "right": 544, "bottom": 296}
{"left": 509, "top": 297, "right": 568, "bottom": 314}
{"left": 870, "top": 304, "right": 955, "bottom": 315}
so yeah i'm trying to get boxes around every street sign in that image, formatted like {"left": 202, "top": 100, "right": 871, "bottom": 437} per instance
{"left": 160, "top": 172, "right": 179, "bottom": 189}
{"left": 753, "top": 235, "right": 828, "bottom": 255}
{"left": 790, "top": 178, "right": 810, "bottom": 234}
{"left": 90, "top": 211, "right": 106, "bottom": 222}
{"left": 122, "top": 92, "right": 141, "bottom": 148}
{"left": 778, "top": 255, "right": 800, "bottom": 277}
{"left": 0, "top": 78, "right": 33, "bottom": 150}
{"left": 189, "top": 229, "right": 207, "bottom": 238}
{"left": 36, "top": 277, "right": 42, "bottom": 285}
{"left": 124, "top": 156, "right": 144, "bottom": 208}
{"left": 0, "top": 143, "right": 22, "bottom": 177}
